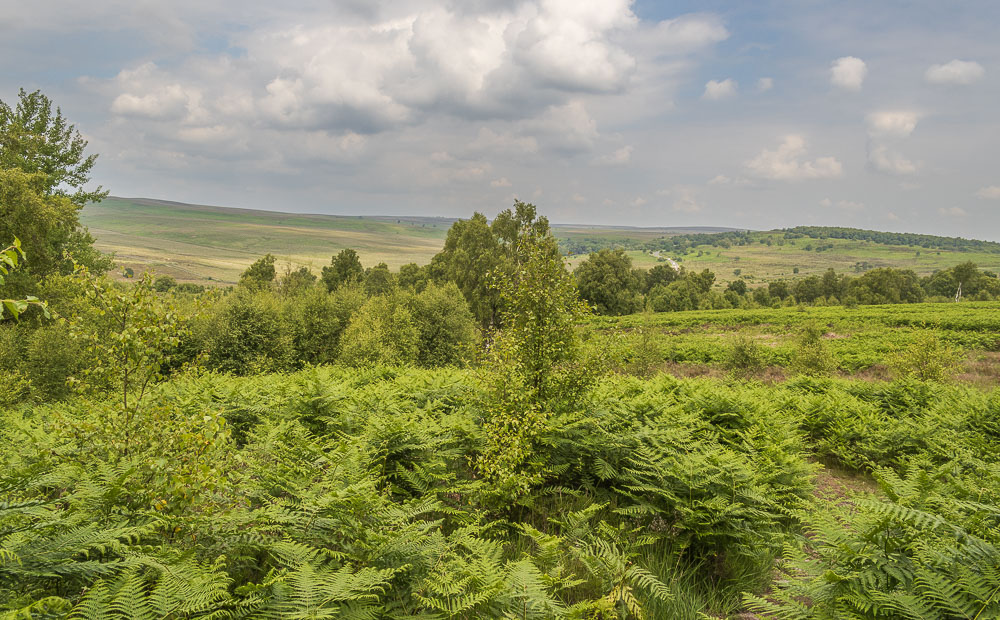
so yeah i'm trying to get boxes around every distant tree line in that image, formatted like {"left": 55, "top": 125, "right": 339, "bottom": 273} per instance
{"left": 571, "top": 249, "right": 1000, "bottom": 315}
{"left": 559, "top": 226, "right": 1000, "bottom": 258}
{"left": 782, "top": 226, "right": 1000, "bottom": 254}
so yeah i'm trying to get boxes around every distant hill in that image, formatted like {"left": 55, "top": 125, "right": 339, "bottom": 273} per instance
{"left": 81, "top": 197, "right": 452, "bottom": 284}
{"left": 79, "top": 197, "right": 1000, "bottom": 286}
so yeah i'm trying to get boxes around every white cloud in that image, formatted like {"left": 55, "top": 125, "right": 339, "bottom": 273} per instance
{"left": 756, "top": 77, "right": 773, "bottom": 92}
{"left": 745, "top": 135, "right": 843, "bottom": 181}
{"left": 939, "top": 206, "right": 967, "bottom": 217}
{"left": 511, "top": 0, "right": 638, "bottom": 93}
{"left": 925, "top": 60, "right": 985, "bottom": 85}
{"left": 868, "top": 145, "right": 917, "bottom": 175}
{"left": 819, "top": 198, "right": 832, "bottom": 207}
{"left": 708, "top": 174, "right": 752, "bottom": 187}
{"left": 528, "top": 100, "right": 599, "bottom": 153}
{"left": 491, "top": 177, "right": 512, "bottom": 187}
{"left": 670, "top": 187, "right": 703, "bottom": 213}
{"left": 702, "top": 78, "right": 737, "bottom": 100}
{"left": 635, "top": 13, "right": 729, "bottom": 54}
{"left": 595, "top": 145, "right": 633, "bottom": 165}
{"left": 887, "top": 212, "right": 900, "bottom": 222}
{"left": 866, "top": 110, "right": 919, "bottom": 138}
{"left": 631, "top": 196, "right": 647, "bottom": 207}
{"left": 830, "top": 56, "right": 867, "bottom": 91}
{"left": 110, "top": 63, "right": 201, "bottom": 120}
{"left": 976, "top": 186, "right": 1000, "bottom": 199}
{"left": 468, "top": 128, "right": 539, "bottom": 155}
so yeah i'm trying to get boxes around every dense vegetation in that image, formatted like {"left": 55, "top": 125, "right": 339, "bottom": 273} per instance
{"left": 783, "top": 226, "right": 1000, "bottom": 254}
{"left": 569, "top": 248, "right": 1000, "bottom": 316}
{"left": 5, "top": 88, "right": 1000, "bottom": 619}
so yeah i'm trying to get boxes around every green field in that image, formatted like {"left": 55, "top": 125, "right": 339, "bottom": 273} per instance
{"left": 82, "top": 197, "right": 1000, "bottom": 286}
{"left": 661, "top": 234, "right": 1000, "bottom": 284}
{"left": 586, "top": 301, "right": 1000, "bottom": 386}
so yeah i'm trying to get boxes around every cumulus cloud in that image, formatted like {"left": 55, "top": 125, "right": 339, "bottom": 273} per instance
{"left": 830, "top": 56, "right": 867, "bottom": 91}
{"left": 977, "top": 186, "right": 1000, "bottom": 199}
{"left": 707, "top": 174, "right": 752, "bottom": 187}
{"left": 673, "top": 187, "right": 703, "bottom": 213}
{"left": 635, "top": 13, "right": 729, "bottom": 55}
{"left": 595, "top": 145, "right": 633, "bottom": 165}
{"left": 868, "top": 145, "right": 917, "bottom": 175}
{"left": 468, "top": 128, "right": 539, "bottom": 155}
{"left": 756, "top": 77, "right": 773, "bottom": 92}
{"left": 659, "top": 186, "right": 703, "bottom": 213}
{"left": 925, "top": 60, "right": 985, "bottom": 85}
{"left": 490, "top": 177, "right": 512, "bottom": 187}
{"left": 526, "top": 100, "right": 599, "bottom": 153}
{"left": 745, "top": 135, "right": 843, "bottom": 181}
{"left": 110, "top": 63, "right": 201, "bottom": 120}
{"left": 866, "top": 110, "right": 919, "bottom": 138}
{"left": 511, "top": 0, "right": 638, "bottom": 93}
{"left": 103, "top": 1, "right": 646, "bottom": 137}
{"left": 702, "top": 78, "right": 737, "bottom": 100}
{"left": 939, "top": 206, "right": 967, "bottom": 217}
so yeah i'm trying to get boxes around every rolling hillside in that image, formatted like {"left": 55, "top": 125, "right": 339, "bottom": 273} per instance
{"left": 80, "top": 198, "right": 454, "bottom": 284}
{"left": 80, "top": 197, "right": 1000, "bottom": 286}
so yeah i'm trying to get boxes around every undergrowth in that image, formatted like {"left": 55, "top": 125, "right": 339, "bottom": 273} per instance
{"left": 2, "top": 368, "right": 998, "bottom": 618}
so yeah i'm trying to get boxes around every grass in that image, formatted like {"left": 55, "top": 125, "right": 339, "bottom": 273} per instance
{"left": 664, "top": 234, "right": 1000, "bottom": 283}
{"left": 586, "top": 301, "right": 1000, "bottom": 384}
{"left": 81, "top": 198, "right": 453, "bottom": 284}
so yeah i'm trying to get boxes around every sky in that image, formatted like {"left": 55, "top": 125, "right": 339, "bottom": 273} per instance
{"left": 2, "top": 0, "right": 999, "bottom": 237}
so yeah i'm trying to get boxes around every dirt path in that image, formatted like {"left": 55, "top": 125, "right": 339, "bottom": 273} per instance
{"left": 651, "top": 250, "right": 681, "bottom": 271}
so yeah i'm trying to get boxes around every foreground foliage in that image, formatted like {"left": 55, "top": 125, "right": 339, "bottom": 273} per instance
{"left": 4, "top": 367, "right": 997, "bottom": 618}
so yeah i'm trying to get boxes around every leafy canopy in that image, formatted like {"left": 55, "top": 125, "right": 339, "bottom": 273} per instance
{"left": 0, "top": 88, "right": 107, "bottom": 206}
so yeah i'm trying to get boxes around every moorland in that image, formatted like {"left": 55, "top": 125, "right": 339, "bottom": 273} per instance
{"left": 4, "top": 88, "right": 1000, "bottom": 619}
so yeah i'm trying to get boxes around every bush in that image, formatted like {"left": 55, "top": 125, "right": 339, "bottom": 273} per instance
{"left": 204, "top": 289, "right": 293, "bottom": 374}
{"left": 25, "top": 323, "right": 84, "bottom": 400}
{"left": 285, "top": 287, "right": 343, "bottom": 365}
{"left": 154, "top": 275, "right": 176, "bottom": 292}
{"left": 406, "top": 282, "right": 479, "bottom": 367}
{"left": 889, "top": 331, "right": 961, "bottom": 382}
{"left": 340, "top": 294, "right": 419, "bottom": 366}
{"left": 791, "top": 321, "right": 835, "bottom": 376}
{"left": 174, "top": 283, "right": 205, "bottom": 294}
{"left": 724, "top": 333, "right": 765, "bottom": 379}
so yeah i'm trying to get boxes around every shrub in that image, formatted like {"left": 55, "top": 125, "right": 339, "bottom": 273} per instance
{"left": 154, "top": 275, "right": 176, "bottom": 291}
{"left": 174, "top": 282, "right": 205, "bottom": 294}
{"left": 285, "top": 287, "right": 342, "bottom": 365}
{"left": 340, "top": 294, "right": 419, "bottom": 366}
{"left": 25, "top": 323, "right": 84, "bottom": 400}
{"left": 406, "top": 282, "right": 479, "bottom": 367}
{"left": 791, "top": 321, "right": 835, "bottom": 376}
{"left": 724, "top": 333, "right": 765, "bottom": 379}
{"left": 204, "top": 289, "right": 293, "bottom": 374}
{"left": 889, "top": 331, "right": 961, "bottom": 382}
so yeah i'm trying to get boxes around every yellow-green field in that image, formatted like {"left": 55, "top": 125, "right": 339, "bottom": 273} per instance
{"left": 81, "top": 198, "right": 452, "bottom": 285}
